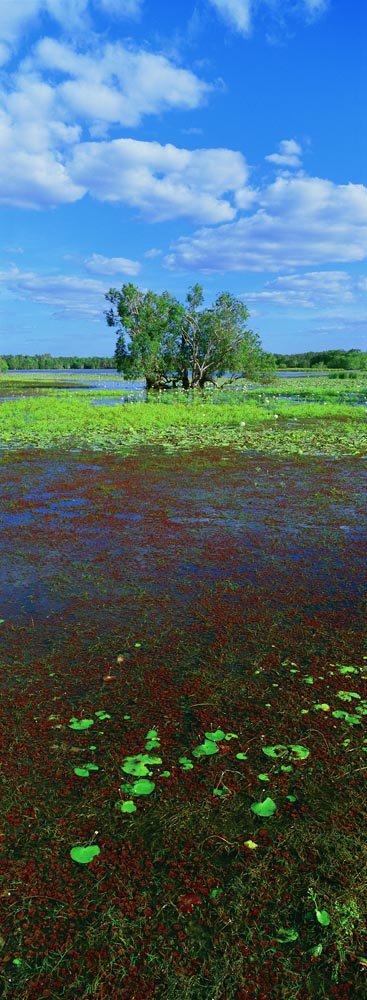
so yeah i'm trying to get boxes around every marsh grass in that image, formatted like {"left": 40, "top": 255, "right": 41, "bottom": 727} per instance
{"left": 0, "top": 376, "right": 366, "bottom": 455}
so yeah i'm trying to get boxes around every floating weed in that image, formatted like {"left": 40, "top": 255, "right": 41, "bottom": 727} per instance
{"left": 192, "top": 739, "right": 219, "bottom": 757}
{"left": 121, "top": 753, "right": 162, "bottom": 776}
{"left": 130, "top": 778, "right": 155, "bottom": 796}
{"left": 275, "top": 928, "right": 299, "bottom": 943}
{"left": 250, "top": 796, "right": 277, "bottom": 817}
{"left": 204, "top": 729, "right": 226, "bottom": 741}
{"left": 68, "top": 717, "right": 94, "bottom": 730}
{"left": 73, "top": 763, "right": 99, "bottom": 777}
{"left": 115, "top": 800, "right": 137, "bottom": 813}
{"left": 70, "top": 844, "right": 101, "bottom": 865}
{"left": 179, "top": 756, "right": 194, "bottom": 770}
{"left": 336, "top": 690, "right": 361, "bottom": 701}
{"left": 308, "top": 888, "right": 331, "bottom": 927}
{"left": 332, "top": 710, "right": 361, "bottom": 725}
{"left": 262, "top": 743, "right": 309, "bottom": 760}
{"left": 243, "top": 839, "right": 258, "bottom": 850}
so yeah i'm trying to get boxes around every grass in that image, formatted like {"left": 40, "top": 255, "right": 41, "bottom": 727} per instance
{"left": 0, "top": 374, "right": 366, "bottom": 456}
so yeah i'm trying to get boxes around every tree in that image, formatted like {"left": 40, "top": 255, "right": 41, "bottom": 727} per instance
{"left": 105, "top": 283, "right": 275, "bottom": 389}
{"left": 0, "top": 357, "right": 8, "bottom": 372}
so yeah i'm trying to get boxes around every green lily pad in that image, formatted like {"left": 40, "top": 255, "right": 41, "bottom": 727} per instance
{"left": 262, "top": 745, "right": 287, "bottom": 758}
{"left": 258, "top": 773, "right": 270, "bottom": 781}
{"left": 116, "top": 800, "right": 137, "bottom": 813}
{"left": 73, "top": 767, "right": 91, "bottom": 777}
{"left": 338, "top": 666, "right": 357, "bottom": 674}
{"left": 275, "top": 928, "right": 299, "bottom": 943}
{"left": 289, "top": 745, "right": 310, "bottom": 759}
{"left": 204, "top": 729, "right": 226, "bottom": 742}
{"left": 146, "top": 729, "right": 158, "bottom": 739}
{"left": 236, "top": 752, "right": 248, "bottom": 760}
{"left": 192, "top": 740, "right": 219, "bottom": 758}
{"left": 179, "top": 757, "right": 193, "bottom": 770}
{"left": 95, "top": 711, "right": 111, "bottom": 720}
{"left": 250, "top": 797, "right": 277, "bottom": 817}
{"left": 131, "top": 779, "right": 155, "bottom": 796}
{"left": 332, "top": 710, "right": 361, "bottom": 725}
{"left": 308, "top": 944, "right": 323, "bottom": 956}
{"left": 122, "top": 760, "right": 151, "bottom": 777}
{"left": 70, "top": 845, "right": 100, "bottom": 864}
{"left": 68, "top": 717, "right": 94, "bottom": 730}
{"left": 337, "top": 691, "right": 361, "bottom": 702}
{"left": 316, "top": 908, "right": 330, "bottom": 927}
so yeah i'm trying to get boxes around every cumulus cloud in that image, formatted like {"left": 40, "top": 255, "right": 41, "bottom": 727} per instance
{"left": 165, "top": 174, "right": 367, "bottom": 271}
{"left": 0, "top": 265, "right": 106, "bottom": 319}
{"left": 0, "top": 47, "right": 244, "bottom": 220}
{"left": 208, "top": 0, "right": 251, "bottom": 35}
{"left": 208, "top": 0, "right": 329, "bottom": 35}
{"left": 241, "top": 271, "right": 362, "bottom": 309}
{"left": 69, "top": 139, "right": 249, "bottom": 222}
{"left": 0, "top": 0, "right": 144, "bottom": 61}
{"left": 84, "top": 253, "right": 141, "bottom": 276}
{"left": 265, "top": 139, "right": 303, "bottom": 169}
{"left": 33, "top": 37, "right": 211, "bottom": 129}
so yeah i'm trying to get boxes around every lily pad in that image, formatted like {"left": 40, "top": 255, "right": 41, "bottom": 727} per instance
{"left": 193, "top": 740, "right": 219, "bottom": 758}
{"left": 116, "top": 800, "right": 137, "bottom": 813}
{"left": 179, "top": 757, "right": 194, "bottom": 770}
{"left": 289, "top": 745, "right": 310, "bottom": 759}
{"left": 68, "top": 717, "right": 94, "bottom": 730}
{"left": 131, "top": 779, "right": 155, "bottom": 796}
{"left": 316, "top": 908, "right": 331, "bottom": 927}
{"left": 236, "top": 752, "right": 248, "bottom": 760}
{"left": 262, "top": 745, "right": 287, "bottom": 758}
{"left": 250, "top": 797, "right": 277, "bottom": 817}
{"left": 204, "top": 729, "right": 226, "bottom": 742}
{"left": 275, "top": 928, "right": 299, "bottom": 943}
{"left": 70, "top": 845, "right": 100, "bottom": 865}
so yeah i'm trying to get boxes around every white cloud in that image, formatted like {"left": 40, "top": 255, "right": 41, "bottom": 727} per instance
{"left": 265, "top": 139, "right": 302, "bottom": 169}
{"left": 84, "top": 253, "right": 141, "bottom": 276}
{"left": 0, "top": 37, "right": 214, "bottom": 210}
{"left": 208, "top": 0, "right": 329, "bottom": 35}
{"left": 0, "top": 0, "right": 143, "bottom": 61}
{"left": 33, "top": 37, "right": 211, "bottom": 129}
{"left": 241, "top": 271, "right": 362, "bottom": 309}
{"left": 144, "top": 248, "right": 163, "bottom": 259}
{"left": 208, "top": 0, "right": 251, "bottom": 35}
{"left": 96, "top": 0, "right": 143, "bottom": 15}
{"left": 0, "top": 265, "right": 106, "bottom": 319}
{"left": 165, "top": 174, "right": 367, "bottom": 271}
{"left": 69, "top": 138, "right": 249, "bottom": 222}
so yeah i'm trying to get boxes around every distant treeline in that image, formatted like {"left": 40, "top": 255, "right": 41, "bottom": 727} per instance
{"left": 274, "top": 349, "right": 367, "bottom": 370}
{"left": 0, "top": 354, "right": 115, "bottom": 371}
{"left": 1, "top": 348, "right": 366, "bottom": 373}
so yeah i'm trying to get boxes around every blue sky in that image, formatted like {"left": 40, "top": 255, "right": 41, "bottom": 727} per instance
{"left": 0, "top": 0, "right": 366, "bottom": 358}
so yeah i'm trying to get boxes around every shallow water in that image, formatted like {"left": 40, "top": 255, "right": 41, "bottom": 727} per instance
{"left": 1, "top": 448, "right": 366, "bottom": 672}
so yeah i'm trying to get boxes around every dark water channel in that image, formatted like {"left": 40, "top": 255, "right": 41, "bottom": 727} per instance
{"left": 1, "top": 448, "right": 366, "bottom": 674}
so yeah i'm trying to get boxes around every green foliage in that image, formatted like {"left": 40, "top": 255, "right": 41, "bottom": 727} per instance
{"left": 105, "top": 282, "right": 275, "bottom": 389}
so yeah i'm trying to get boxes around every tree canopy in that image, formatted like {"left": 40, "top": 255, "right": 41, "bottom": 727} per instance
{"left": 105, "top": 283, "right": 275, "bottom": 389}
